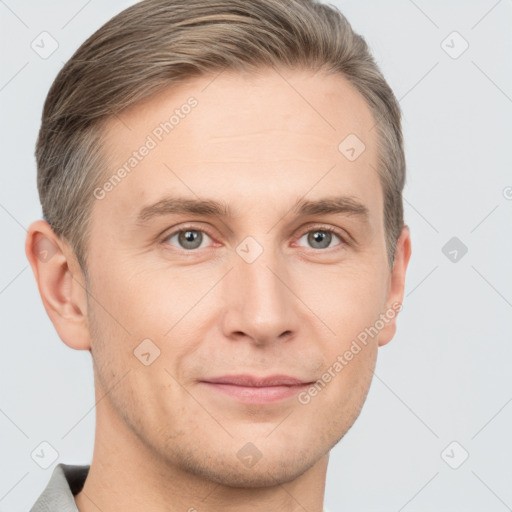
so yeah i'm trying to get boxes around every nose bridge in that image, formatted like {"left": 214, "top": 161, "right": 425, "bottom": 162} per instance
{"left": 221, "top": 237, "right": 296, "bottom": 343}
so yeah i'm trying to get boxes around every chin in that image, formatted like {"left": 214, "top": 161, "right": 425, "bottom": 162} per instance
{"left": 174, "top": 447, "right": 320, "bottom": 488}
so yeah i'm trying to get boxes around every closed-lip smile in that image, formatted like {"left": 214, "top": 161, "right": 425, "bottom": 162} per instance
{"left": 200, "top": 374, "right": 315, "bottom": 404}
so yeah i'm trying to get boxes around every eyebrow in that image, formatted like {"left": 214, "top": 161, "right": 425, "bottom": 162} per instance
{"left": 136, "top": 195, "right": 370, "bottom": 225}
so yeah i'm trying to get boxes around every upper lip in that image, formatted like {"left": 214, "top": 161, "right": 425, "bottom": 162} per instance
{"left": 202, "top": 374, "right": 313, "bottom": 387}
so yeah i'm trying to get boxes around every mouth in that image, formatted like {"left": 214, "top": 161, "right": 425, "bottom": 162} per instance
{"left": 199, "top": 374, "right": 315, "bottom": 404}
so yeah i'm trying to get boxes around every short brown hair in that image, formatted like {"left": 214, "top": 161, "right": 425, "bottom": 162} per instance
{"left": 36, "top": 0, "right": 405, "bottom": 274}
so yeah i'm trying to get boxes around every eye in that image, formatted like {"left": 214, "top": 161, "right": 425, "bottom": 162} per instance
{"left": 163, "top": 228, "right": 213, "bottom": 251}
{"left": 296, "top": 226, "right": 345, "bottom": 250}
{"left": 161, "top": 225, "right": 346, "bottom": 253}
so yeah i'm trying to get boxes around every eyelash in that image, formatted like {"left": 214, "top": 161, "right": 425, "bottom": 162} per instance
{"left": 160, "top": 224, "right": 348, "bottom": 253}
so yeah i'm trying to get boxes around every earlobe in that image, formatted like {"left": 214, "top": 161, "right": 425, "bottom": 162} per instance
{"left": 25, "top": 220, "right": 91, "bottom": 351}
{"left": 378, "top": 225, "right": 412, "bottom": 347}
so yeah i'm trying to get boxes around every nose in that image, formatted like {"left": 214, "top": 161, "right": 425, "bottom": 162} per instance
{"left": 220, "top": 243, "right": 299, "bottom": 346}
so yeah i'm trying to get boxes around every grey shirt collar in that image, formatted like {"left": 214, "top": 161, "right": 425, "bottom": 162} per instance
{"left": 30, "top": 463, "right": 89, "bottom": 512}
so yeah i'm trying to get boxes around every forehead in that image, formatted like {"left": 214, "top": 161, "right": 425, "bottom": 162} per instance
{"left": 94, "top": 67, "right": 381, "bottom": 226}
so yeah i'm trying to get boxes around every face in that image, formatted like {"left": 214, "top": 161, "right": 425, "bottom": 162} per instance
{"left": 54, "top": 67, "right": 409, "bottom": 486}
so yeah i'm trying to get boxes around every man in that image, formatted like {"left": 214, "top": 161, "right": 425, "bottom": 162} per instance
{"left": 26, "top": 0, "right": 411, "bottom": 510}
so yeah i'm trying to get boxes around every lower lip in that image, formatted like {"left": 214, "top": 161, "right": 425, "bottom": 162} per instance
{"left": 201, "top": 382, "right": 311, "bottom": 404}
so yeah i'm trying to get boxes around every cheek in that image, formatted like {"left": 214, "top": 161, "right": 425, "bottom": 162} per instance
{"left": 86, "top": 260, "right": 205, "bottom": 395}
{"left": 302, "top": 259, "right": 389, "bottom": 337}
{"left": 87, "top": 254, "right": 187, "bottom": 338}
{"left": 302, "top": 262, "right": 386, "bottom": 402}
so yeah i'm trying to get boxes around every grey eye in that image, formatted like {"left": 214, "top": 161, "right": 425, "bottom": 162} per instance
{"left": 167, "top": 230, "right": 209, "bottom": 250}
{"left": 298, "top": 230, "right": 340, "bottom": 250}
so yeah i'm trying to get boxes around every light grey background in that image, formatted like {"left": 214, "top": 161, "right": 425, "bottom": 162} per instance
{"left": 1, "top": 1, "right": 511, "bottom": 511}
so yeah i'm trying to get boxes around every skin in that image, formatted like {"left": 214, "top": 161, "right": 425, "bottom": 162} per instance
{"left": 26, "top": 66, "right": 411, "bottom": 512}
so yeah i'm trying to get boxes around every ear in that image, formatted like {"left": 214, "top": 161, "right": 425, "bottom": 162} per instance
{"left": 378, "top": 225, "right": 412, "bottom": 347}
{"left": 25, "top": 219, "right": 91, "bottom": 351}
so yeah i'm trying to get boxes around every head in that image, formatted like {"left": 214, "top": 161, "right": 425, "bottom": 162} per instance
{"left": 27, "top": 0, "right": 411, "bottom": 488}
